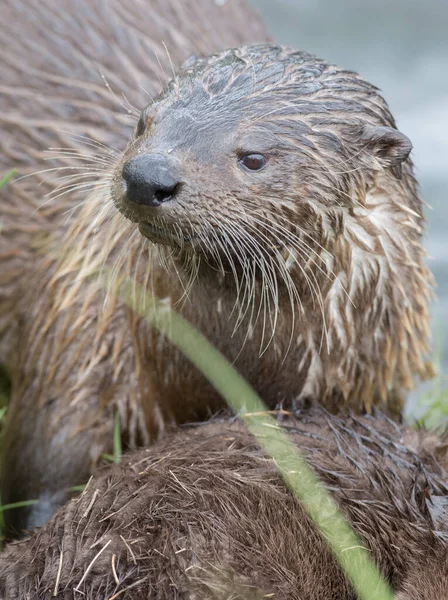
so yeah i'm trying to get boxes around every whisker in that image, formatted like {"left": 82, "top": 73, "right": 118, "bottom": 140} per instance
{"left": 162, "top": 41, "right": 177, "bottom": 82}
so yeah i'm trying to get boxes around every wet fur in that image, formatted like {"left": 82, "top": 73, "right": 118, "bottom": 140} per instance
{"left": 0, "top": 1, "right": 434, "bottom": 532}
{"left": 1, "top": 409, "right": 447, "bottom": 599}
{"left": 0, "top": 0, "right": 269, "bottom": 531}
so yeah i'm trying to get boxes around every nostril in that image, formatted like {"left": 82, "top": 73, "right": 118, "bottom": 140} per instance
{"left": 154, "top": 182, "right": 181, "bottom": 204}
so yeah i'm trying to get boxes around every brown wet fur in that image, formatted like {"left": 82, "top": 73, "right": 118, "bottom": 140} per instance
{"left": 0, "top": 0, "right": 434, "bottom": 532}
{"left": 1, "top": 409, "right": 447, "bottom": 599}
{"left": 0, "top": 0, "right": 269, "bottom": 532}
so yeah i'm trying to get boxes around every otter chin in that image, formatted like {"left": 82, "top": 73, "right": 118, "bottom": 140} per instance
{"left": 138, "top": 221, "right": 198, "bottom": 247}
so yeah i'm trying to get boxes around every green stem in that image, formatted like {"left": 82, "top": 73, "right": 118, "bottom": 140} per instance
{"left": 0, "top": 170, "right": 17, "bottom": 188}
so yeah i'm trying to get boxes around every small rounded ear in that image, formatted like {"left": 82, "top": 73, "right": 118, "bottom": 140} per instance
{"left": 361, "top": 124, "right": 412, "bottom": 177}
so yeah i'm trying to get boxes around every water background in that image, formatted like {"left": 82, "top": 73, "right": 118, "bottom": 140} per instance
{"left": 251, "top": 0, "right": 448, "bottom": 414}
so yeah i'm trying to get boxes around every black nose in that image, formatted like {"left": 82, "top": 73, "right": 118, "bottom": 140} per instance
{"left": 122, "top": 154, "right": 181, "bottom": 207}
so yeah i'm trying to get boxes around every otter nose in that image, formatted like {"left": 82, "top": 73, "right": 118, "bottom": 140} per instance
{"left": 122, "top": 154, "right": 181, "bottom": 207}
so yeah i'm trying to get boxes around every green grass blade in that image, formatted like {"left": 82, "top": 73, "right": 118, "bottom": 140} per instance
{"left": 113, "top": 410, "right": 122, "bottom": 463}
{"left": 0, "top": 499, "right": 39, "bottom": 513}
{"left": 0, "top": 170, "right": 16, "bottom": 188}
{"left": 67, "top": 484, "right": 86, "bottom": 493}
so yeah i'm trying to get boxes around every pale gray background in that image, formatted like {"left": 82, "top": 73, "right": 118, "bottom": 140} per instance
{"left": 251, "top": 0, "right": 448, "bottom": 413}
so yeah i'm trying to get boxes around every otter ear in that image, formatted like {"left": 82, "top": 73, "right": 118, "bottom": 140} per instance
{"left": 361, "top": 125, "right": 412, "bottom": 178}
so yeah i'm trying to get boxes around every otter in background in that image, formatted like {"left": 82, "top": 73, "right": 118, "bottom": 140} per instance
{"left": 0, "top": 0, "right": 269, "bottom": 534}
{"left": 0, "top": 2, "right": 433, "bottom": 533}
{"left": 0, "top": 409, "right": 447, "bottom": 599}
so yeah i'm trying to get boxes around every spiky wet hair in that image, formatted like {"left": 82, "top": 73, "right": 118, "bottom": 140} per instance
{"left": 145, "top": 43, "right": 413, "bottom": 183}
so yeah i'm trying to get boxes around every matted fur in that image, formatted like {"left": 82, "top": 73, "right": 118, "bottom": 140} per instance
{"left": 0, "top": 0, "right": 434, "bottom": 532}
{"left": 1, "top": 409, "right": 447, "bottom": 599}
{"left": 0, "top": 0, "right": 269, "bottom": 531}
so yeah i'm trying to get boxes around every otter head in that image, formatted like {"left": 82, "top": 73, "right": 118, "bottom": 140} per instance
{"left": 111, "top": 44, "right": 432, "bottom": 410}
{"left": 112, "top": 45, "right": 413, "bottom": 255}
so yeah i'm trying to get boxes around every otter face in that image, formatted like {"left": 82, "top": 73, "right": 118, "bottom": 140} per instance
{"left": 111, "top": 55, "right": 284, "bottom": 251}
{"left": 111, "top": 44, "right": 414, "bottom": 263}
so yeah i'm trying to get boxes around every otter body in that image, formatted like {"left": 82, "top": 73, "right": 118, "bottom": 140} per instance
{"left": 0, "top": 2, "right": 433, "bottom": 532}
{"left": 1, "top": 409, "right": 447, "bottom": 599}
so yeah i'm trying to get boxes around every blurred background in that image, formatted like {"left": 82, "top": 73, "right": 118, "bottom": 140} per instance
{"left": 251, "top": 0, "right": 448, "bottom": 419}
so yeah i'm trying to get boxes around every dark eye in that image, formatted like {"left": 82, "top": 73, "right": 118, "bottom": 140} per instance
{"left": 239, "top": 153, "right": 267, "bottom": 171}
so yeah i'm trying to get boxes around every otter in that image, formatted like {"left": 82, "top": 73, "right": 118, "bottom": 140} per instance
{"left": 0, "top": 3, "right": 433, "bottom": 533}
{"left": 1, "top": 409, "right": 447, "bottom": 599}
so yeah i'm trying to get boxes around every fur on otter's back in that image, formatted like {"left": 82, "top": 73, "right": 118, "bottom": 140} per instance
{"left": 1, "top": 409, "right": 447, "bottom": 599}
{"left": 0, "top": 0, "right": 433, "bottom": 532}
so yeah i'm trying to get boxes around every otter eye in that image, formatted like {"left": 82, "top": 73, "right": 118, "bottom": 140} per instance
{"left": 239, "top": 153, "right": 266, "bottom": 172}
{"left": 135, "top": 115, "right": 147, "bottom": 138}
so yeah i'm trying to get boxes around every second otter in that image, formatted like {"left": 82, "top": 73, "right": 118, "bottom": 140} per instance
{"left": 1, "top": 409, "right": 447, "bottom": 599}
{"left": 1, "top": 37, "right": 433, "bottom": 530}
